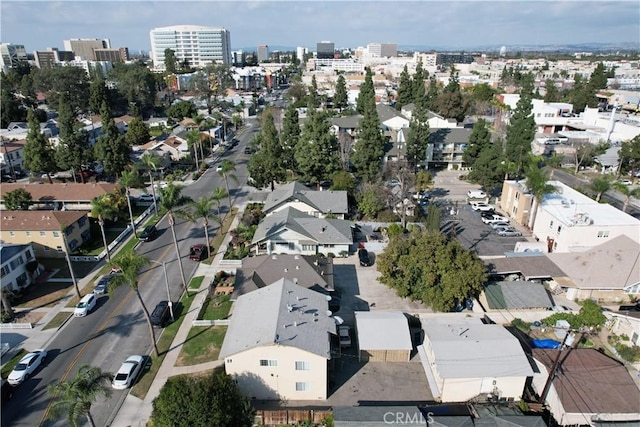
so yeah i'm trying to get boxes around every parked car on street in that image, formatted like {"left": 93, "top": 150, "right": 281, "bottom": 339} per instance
{"left": 112, "top": 355, "right": 144, "bottom": 390}
{"left": 7, "top": 349, "right": 47, "bottom": 385}
{"left": 490, "top": 221, "right": 511, "bottom": 229}
{"left": 74, "top": 293, "right": 97, "bottom": 317}
{"left": 150, "top": 301, "right": 171, "bottom": 328}
{"left": 139, "top": 225, "right": 158, "bottom": 242}
{"left": 94, "top": 275, "right": 113, "bottom": 295}
{"left": 189, "top": 244, "right": 208, "bottom": 261}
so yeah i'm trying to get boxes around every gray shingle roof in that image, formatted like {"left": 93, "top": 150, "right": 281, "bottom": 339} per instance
{"left": 429, "top": 127, "right": 472, "bottom": 144}
{"left": 232, "top": 254, "right": 334, "bottom": 299}
{"left": 483, "top": 281, "right": 554, "bottom": 310}
{"left": 376, "top": 103, "right": 403, "bottom": 123}
{"left": 263, "top": 181, "right": 348, "bottom": 216}
{"left": 331, "top": 115, "right": 362, "bottom": 129}
{"left": 219, "top": 278, "right": 336, "bottom": 359}
{"left": 252, "top": 207, "right": 354, "bottom": 245}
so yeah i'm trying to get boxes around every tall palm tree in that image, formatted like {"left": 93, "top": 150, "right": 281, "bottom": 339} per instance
{"left": 61, "top": 224, "right": 81, "bottom": 299}
{"left": 90, "top": 195, "right": 118, "bottom": 262}
{"left": 141, "top": 152, "right": 163, "bottom": 214}
{"left": 109, "top": 252, "right": 159, "bottom": 356}
{"left": 178, "top": 196, "right": 221, "bottom": 256}
{"left": 525, "top": 165, "right": 559, "bottom": 230}
{"left": 217, "top": 159, "right": 239, "bottom": 209}
{"left": 120, "top": 168, "right": 142, "bottom": 238}
{"left": 159, "top": 183, "right": 191, "bottom": 297}
{"left": 613, "top": 183, "right": 640, "bottom": 212}
{"left": 211, "top": 187, "right": 228, "bottom": 214}
{"left": 48, "top": 364, "right": 113, "bottom": 427}
{"left": 590, "top": 176, "right": 611, "bottom": 202}
{"left": 186, "top": 129, "right": 201, "bottom": 171}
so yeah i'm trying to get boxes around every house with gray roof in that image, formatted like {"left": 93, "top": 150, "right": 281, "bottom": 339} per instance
{"left": 427, "top": 127, "right": 472, "bottom": 170}
{"left": 479, "top": 281, "right": 554, "bottom": 311}
{"left": 418, "top": 317, "right": 533, "bottom": 403}
{"left": 232, "top": 253, "right": 334, "bottom": 300}
{"left": 251, "top": 207, "right": 354, "bottom": 257}
{"left": 263, "top": 181, "right": 349, "bottom": 219}
{"left": 219, "top": 278, "right": 337, "bottom": 400}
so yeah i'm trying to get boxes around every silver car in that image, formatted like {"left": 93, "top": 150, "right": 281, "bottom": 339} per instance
{"left": 497, "top": 228, "right": 522, "bottom": 237}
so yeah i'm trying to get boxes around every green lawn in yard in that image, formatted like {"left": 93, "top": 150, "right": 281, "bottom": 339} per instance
{"left": 42, "top": 312, "right": 72, "bottom": 330}
{"left": 1, "top": 349, "right": 27, "bottom": 379}
{"left": 201, "top": 294, "right": 232, "bottom": 320}
{"left": 176, "top": 326, "right": 227, "bottom": 366}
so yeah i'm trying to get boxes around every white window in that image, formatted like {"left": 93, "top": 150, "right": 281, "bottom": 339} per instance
{"left": 40, "top": 231, "right": 46, "bottom": 236}
{"left": 53, "top": 231, "right": 59, "bottom": 237}
{"left": 295, "top": 361, "right": 310, "bottom": 371}
{"left": 295, "top": 382, "right": 310, "bottom": 391}
{"left": 259, "top": 359, "right": 277, "bottom": 367}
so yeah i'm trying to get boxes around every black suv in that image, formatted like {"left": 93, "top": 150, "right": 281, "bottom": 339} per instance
{"left": 139, "top": 225, "right": 158, "bottom": 242}
{"left": 150, "top": 301, "right": 171, "bottom": 327}
{"left": 358, "top": 248, "right": 372, "bottom": 266}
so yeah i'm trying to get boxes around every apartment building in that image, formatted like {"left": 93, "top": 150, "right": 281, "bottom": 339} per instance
{"left": 149, "top": 25, "right": 231, "bottom": 71}
{"left": 500, "top": 180, "right": 535, "bottom": 226}
{"left": 0, "top": 244, "right": 44, "bottom": 293}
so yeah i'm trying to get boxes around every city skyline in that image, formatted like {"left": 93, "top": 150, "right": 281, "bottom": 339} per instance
{"left": 2, "top": 1, "right": 639, "bottom": 55}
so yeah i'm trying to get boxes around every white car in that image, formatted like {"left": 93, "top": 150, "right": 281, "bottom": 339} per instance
{"left": 481, "top": 214, "right": 509, "bottom": 224}
{"left": 112, "top": 355, "right": 144, "bottom": 390}
{"left": 467, "top": 190, "right": 486, "bottom": 199}
{"left": 471, "top": 202, "right": 494, "bottom": 212}
{"left": 137, "top": 193, "right": 158, "bottom": 202}
{"left": 617, "top": 179, "right": 633, "bottom": 186}
{"left": 7, "top": 350, "right": 47, "bottom": 385}
{"left": 338, "top": 325, "right": 351, "bottom": 348}
{"left": 74, "top": 293, "right": 97, "bottom": 317}
{"left": 216, "top": 165, "right": 223, "bottom": 172}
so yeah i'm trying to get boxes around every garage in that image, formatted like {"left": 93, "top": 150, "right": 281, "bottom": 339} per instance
{"left": 354, "top": 311, "right": 413, "bottom": 362}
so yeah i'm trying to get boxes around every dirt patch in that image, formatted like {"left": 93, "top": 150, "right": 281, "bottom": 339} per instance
{"left": 13, "top": 310, "right": 47, "bottom": 325}
{"left": 13, "top": 281, "right": 75, "bottom": 309}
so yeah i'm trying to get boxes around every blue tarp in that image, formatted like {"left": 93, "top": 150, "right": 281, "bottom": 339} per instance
{"left": 532, "top": 339, "right": 561, "bottom": 349}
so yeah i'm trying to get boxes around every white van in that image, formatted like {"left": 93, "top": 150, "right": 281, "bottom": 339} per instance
{"left": 467, "top": 190, "right": 486, "bottom": 199}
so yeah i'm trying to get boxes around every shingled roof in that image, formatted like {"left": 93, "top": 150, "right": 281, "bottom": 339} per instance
{"left": 262, "top": 181, "right": 348, "bottom": 216}
{"left": 1, "top": 210, "right": 87, "bottom": 231}
{"left": 0, "top": 183, "right": 119, "bottom": 203}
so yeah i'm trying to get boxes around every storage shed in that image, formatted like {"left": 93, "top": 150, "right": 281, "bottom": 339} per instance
{"left": 354, "top": 311, "right": 413, "bottom": 362}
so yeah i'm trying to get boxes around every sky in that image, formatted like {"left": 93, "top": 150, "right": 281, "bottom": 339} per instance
{"left": 2, "top": 1, "right": 639, "bottom": 54}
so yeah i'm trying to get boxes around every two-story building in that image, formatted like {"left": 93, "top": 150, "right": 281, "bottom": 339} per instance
{"left": 262, "top": 181, "right": 348, "bottom": 219}
{"left": 0, "top": 244, "right": 44, "bottom": 293}
{"left": 1, "top": 211, "right": 91, "bottom": 258}
{"left": 0, "top": 183, "right": 120, "bottom": 211}
{"left": 0, "top": 138, "right": 27, "bottom": 177}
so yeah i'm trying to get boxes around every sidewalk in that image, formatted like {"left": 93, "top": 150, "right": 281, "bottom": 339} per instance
{"left": 110, "top": 209, "right": 243, "bottom": 427}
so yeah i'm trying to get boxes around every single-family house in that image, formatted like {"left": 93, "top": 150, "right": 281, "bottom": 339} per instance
{"left": 135, "top": 134, "right": 189, "bottom": 161}
{"left": 0, "top": 138, "right": 27, "bottom": 177}
{"left": 0, "top": 244, "right": 44, "bottom": 293}
{"left": 532, "top": 348, "right": 640, "bottom": 426}
{"left": 400, "top": 104, "right": 459, "bottom": 128}
{"left": 546, "top": 235, "right": 640, "bottom": 302}
{"left": 376, "top": 103, "right": 410, "bottom": 132}
{"left": 219, "top": 278, "right": 337, "bottom": 400}
{"left": 251, "top": 207, "right": 354, "bottom": 257}
{"left": 262, "top": 181, "right": 348, "bottom": 219}
{"left": 479, "top": 281, "right": 554, "bottom": 311}
{"left": 0, "top": 211, "right": 91, "bottom": 258}
{"left": 0, "top": 183, "right": 120, "bottom": 211}
{"left": 354, "top": 311, "right": 413, "bottom": 362}
{"left": 485, "top": 254, "right": 567, "bottom": 281}
{"left": 418, "top": 317, "right": 533, "bottom": 403}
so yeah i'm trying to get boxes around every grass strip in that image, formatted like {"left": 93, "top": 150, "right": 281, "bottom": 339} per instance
{"left": 41, "top": 312, "right": 72, "bottom": 330}
{"left": 175, "top": 326, "right": 226, "bottom": 366}
{"left": 1, "top": 349, "right": 27, "bottom": 379}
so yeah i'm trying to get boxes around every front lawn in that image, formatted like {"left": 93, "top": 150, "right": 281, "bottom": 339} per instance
{"left": 200, "top": 294, "right": 232, "bottom": 320}
{"left": 175, "top": 326, "right": 227, "bottom": 366}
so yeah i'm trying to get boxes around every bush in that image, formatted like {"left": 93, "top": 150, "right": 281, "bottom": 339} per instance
{"left": 615, "top": 344, "right": 640, "bottom": 362}
{"left": 326, "top": 252, "right": 335, "bottom": 258}
{"left": 386, "top": 223, "right": 404, "bottom": 238}
{"left": 511, "top": 318, "right": 531, "bottom": 332}
{"left": 377, "top": 209, "right": 400, "bottom": 222}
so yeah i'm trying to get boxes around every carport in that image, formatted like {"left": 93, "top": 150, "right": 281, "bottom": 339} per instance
{"left": 354, "top": 311, "right": 412, "bottom": 362}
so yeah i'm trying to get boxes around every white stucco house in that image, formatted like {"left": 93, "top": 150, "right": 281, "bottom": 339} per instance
{"left": 532, "top": 181, "right": 640, "bottom": 253}
{"left": 251, "top": 207, "right": 354, "bottom": 256}
{"left": 262, "top": 181, "right": 348, "bottom": 219}
{"left": 219, "top": 278, "right": 337, "bottom": 400}
{"left": 0, "top": 244, "right": 44, "bottom": 293}
{"left": 418, "top": 317, "right": 533, "bottom": 403}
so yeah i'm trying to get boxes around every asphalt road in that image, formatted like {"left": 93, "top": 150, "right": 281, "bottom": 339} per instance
{"left": 2, "top": 119, "right": 258, "bottom": 427}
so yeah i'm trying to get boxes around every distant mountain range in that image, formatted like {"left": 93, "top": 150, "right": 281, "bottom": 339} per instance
{"left": 235, "top": 42, "right": 639, "bottom": 54}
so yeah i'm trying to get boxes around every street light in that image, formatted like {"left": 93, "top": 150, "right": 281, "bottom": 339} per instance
{"left": 149, "top": 259, "right": 174, "bottom": 322}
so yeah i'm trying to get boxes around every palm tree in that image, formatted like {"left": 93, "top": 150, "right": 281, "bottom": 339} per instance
{"left": 48, "top": 364, "right": 113, "bottom": 427}
{"left": 186, "top": 129, "right": 201, "bottom": 171}
{"left": 590, "top": 176, "right": 612, "bottom": 202}
{"left": 211, "top": 187, "right": 228, "bottom": 214}
{"left": 613, "top": 183, "right": 640, "bottom": 212}
{"left": 61, "top": 224, "right": 81, "bottom": 299}
{"left": 217, "top": 159, "right": 239, "bottom": 209}
{"left": 159, "top": 183, "right": 191, "bottom": 297}
{"left": 501, "top": 159, "right": 518, "bottom": 180}
{"left": 178, "top": 196, "right": 221, "bottom": 257}
{"left": 120, "top": 168, "right": 142, "bottom": 238}
{"left": 109, "top": 252, "right": 159, "bottom": 356}
{"left": 525, "top": 165, "right": 559, "bottom": 230}
{"left": 90, "top": 195, "right": 118, "bottom": 262}
{"left": 141, "top": 152, "right": 163, "bottom": 214}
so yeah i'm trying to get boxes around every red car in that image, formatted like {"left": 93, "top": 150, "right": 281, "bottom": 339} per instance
{"left": 189, "top": 244, "right": 208, "bottom": 261}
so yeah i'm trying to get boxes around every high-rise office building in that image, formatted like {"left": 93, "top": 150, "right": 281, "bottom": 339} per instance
{"left": 0, "top": 43, "right": 28, "bottom": 72}
{"left": 296, "top": 46, "right": 307, "bottom": 62}
{"left": 33, "top": 48, "right": 74, "bottom": 69}
{"left": 257, "top": 44, "right": 269, "bottom": 62}
{"left": 149, "top": 25, "right": 231, "bottom": 71}
{"left": 94, "top": 48, "right": 129, "bottom": 63}
{"left": 63, "top": 38, "right": 111, "bottom": 60}
{"left": 367, "top": 43, "right": 397, "bottom": 58}
{"left": 316, "top": 41, "right": 335, "bottom": 59}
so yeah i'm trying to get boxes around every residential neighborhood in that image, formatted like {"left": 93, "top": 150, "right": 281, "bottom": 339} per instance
{"left": 1, "top": 5, "right": 640, "bottom": 427}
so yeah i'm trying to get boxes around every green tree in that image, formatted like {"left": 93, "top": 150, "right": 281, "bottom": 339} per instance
{"left": 247, "top": 111, "right": 285, "bottom": 190}
{"left": 356, "top": 67, "right": 375, "bottom": 114}
{"left": 331, "top": 170, "right": 356, "bottom": 193}
{"left": 426, "top": 75, "right": 440, "bottom": 111}
{"left": 211, "top": 187, "right": 228, "bottom": 214}
{"left": 396, "top": 65, "right": 413, "bottom": 110}
{"left": 589, "top": 176, "right": 611, "bottom": 202}
{"left": 412, "top": 61, "right": 427, "bottom": 105}
{"left": 90, "top": 194, "right": 119, "bottom": 262}
{"left": 217, "top": 159, "right": 239, "bottom": 209}
{"left": 334, "top": 74, "right": 348, "bottom": 111}
{"left": 308, "top": 74, "right": 320, "bottom": 108}
{"left": 351, "top": 86, "right": 385, "bottom": 183}
{"left": 434, "top": 66, "right": 467, "bottom": 122}
{"left": 3, "top": 188, "right": 32, "bottom": 210}
{"left": 424, "top": 203, "right": 441, "bottom": 231}
{"left": 1, "top": 77, "right": 25, "bottom": 128}
{"left": 109, "top": 252, "right": 159, "bottom": 355}
{"left": 23, "top": 109, "right": 56, "bottom": 182}
{"left": 463, "top": 118, "right": 492, "bottom": 168}
{"left": 140, "top": 152, "right": 163, "bottom": 213}
{"left": 415, "top": 170, "right": 433, "bottom": 192}
{"left": 612, "top": 183, "right": 640, "bottom": 212}
{"left": 294, "top": 108, "right": 341, "bottom": 184}
{"left": 186, "top": 129, "right": 202, "bottom": 170}
{"left": 525, "top": 164, "right": 558, "bottom": 229}
{"left": 618, "top": 135, "right": 640, "bottom": 179}
{"left": 120, "top": 168, "right": 143, "bottom": 238}
{"left": 357, "top": 184, "right": 386, "bottom": 218}
{"left": 377, "top": 228, "right": 487, "bottom": 312}
{"left": 89, "top": 77, "right": 110, "bottom": 115}
{"left": 405, "top": 101, "right": 430, "bottom": 170}
{"left": 578, "top": 299, "right": 607, "bottom": 329}
{"left": 164, "top": 49, "right": 177, "bottom": 74}
{"left": 151, "top": 371, "right": 254, "bottom": 427}
{"left": 505, "top": 80, "right": 536, "bottom": 176}
{"left": 280, "top": 104, "right": 301, "bottom": 172}
{"left": 48, "top": 365, "right": 113, "bottom": 427}
{"left": 569, "top": 74, "right": 591, "bottom": 114}
{"left": 188, "top": 63, "right": 232, "bottom": 114}
{"left": 158, "top": 183, "right": 191, "bottom": 297}
{"left": 166, "top": 100, "right": 197, "bottom": 122}
{"left": 543, "top": 79, "right": 560, "bottom": 103}
{"left": 468, "top": 142, "right": 504, "bottom": 191}
{"left": 179, "top": 196, "right": 220, "bottom": 255}
{"left": 33, "top": 66, "right": 90, "bottom": 111}
{"left": 107, "top": 62, "right": 158, "bottom": 115}
{"left": 125, "top": 117, "right": 151, "bottom": 147}
{"left": 573, "top": 141, "right": 609, "bottom": 174}
{"left": 55, "top": 93, "right": 91, "bottom": 182}
{"left": 93, "top": 102, "right": 130, "bottom": 178}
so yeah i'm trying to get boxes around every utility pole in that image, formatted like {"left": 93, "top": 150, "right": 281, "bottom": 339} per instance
{"left": 538, "top": 329, "right": 582, "bottom": 405}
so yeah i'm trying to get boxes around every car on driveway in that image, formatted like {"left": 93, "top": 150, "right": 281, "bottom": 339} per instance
{"left": 358, "top": 248, "right": 372, "bottom": 266}
{"left": 94, "top": 275, "right": 113, "bottom": 295}
{"left": 497, "top": 227, "right": 522, "bottom": 237}
{"left": 338, "top": 325, "right": 351, "bottom": 348}
{"left": 467, "top": 190, "right": 486, "bottom": 199}
{"left": 471, "top": 202, "right": 494, "bottom": 212}
{"left": 490, "top": 221, "right": 511, "bottom": 230}
{"left": 74, "top": 293, "right": 97, "bottom": 317}
{"left": 7, "top": 349, "right": 47, "bottom": 385}
{"left": 112, "top": 355, "right": 144, "bottom": 390}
